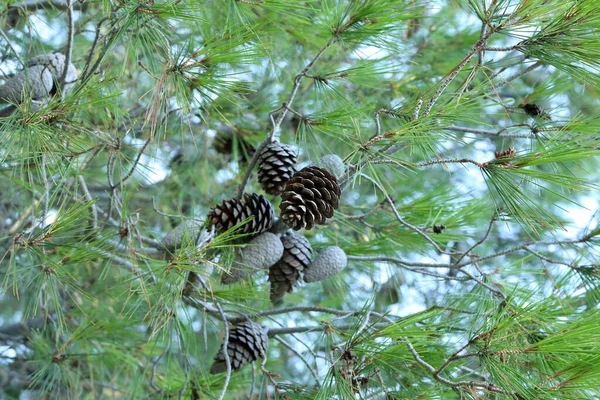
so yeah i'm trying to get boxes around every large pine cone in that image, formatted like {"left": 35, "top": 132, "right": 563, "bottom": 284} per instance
{"left": 257, "top": 141, "right": 297, "bottom": 195}
{"left": 208, "top": 193, "right": 274, "bottom": 236}
{"left": 279, "top": 166, "right": 341, "bottom": 230}
{"left": 210, "top": 322, "right": 268, "bottom": 374}
{"left": 269, "top": 231, "right": 313, "bottom": 304}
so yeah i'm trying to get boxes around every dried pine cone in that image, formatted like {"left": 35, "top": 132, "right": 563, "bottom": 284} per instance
{"left": 269, "top": 231, "right": 313, "bottom": 304}
{"left": 279, "top": 166, "right": 341, "bottom": 230}
{"left": 210, "top": 322, "right": 268, "bottom": 374}
{"left": 208, "top": 193, "right": 274, "bottom": 236}
{"left": 304, "top": 246, "right": 347, "bottom": 283}
{"left": 494, "top": 147, "right": 516, "bottom": 159}
{"left": 519, "top": 103, "right": 551, "bottom": 120}
{"left": 222, "top": 232, "right": 284, "bottom": 284}
{"left": 257, "top": 141, "right": 297, "bottom": 195}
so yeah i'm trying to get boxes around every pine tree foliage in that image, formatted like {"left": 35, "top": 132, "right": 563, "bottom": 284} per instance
{"left": 1, "top": 0, "right": 600, "bottom": 398}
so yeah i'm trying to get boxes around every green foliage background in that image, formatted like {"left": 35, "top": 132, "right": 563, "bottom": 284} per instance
{"left": 1, "top": 0, "right": 600, "bottom": 398}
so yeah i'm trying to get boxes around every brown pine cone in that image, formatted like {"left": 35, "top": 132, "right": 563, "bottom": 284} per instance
{"left": 257, "top": 141, "right": 297, "bottom": 195}
{"left": 279, "top": 166, "right": 341, "bottom": 230}
{"left": 268, "top": 231, "right": 313, "bottom": 304}
{"left": 210, "top": 322, "right": 268, "bottom": 374}
{"left": 208, "top": 193, "right": 274, "bottom": 236}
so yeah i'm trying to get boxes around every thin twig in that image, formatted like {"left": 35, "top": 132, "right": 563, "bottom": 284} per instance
{"left": 235, "top": 38, "right": 335, "bottom": 198}
{"left": 112, "top": 137, "right": 152, "bottom": 188}
{"left": 274, "top": 335, "right": 320, "bottom": 386}
{"left": 454, "top": 214, "right": 496, "bottom": 265}
{"left": 358, "top": 173, "right": 447, "bottom": 254}
{"left": 214, "top": 302, "right": 232, "bottom": 400}
{"left": 78, "top": 175, "right": 98, "bottom": 231}
{"left": 60, "top": 0, "right": 74, "bottom": 94}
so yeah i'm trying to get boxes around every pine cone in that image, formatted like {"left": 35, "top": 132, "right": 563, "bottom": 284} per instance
{"left": 213, "top": 129, "right": 256, "bottom": 163}
{"left": 210, "top": 322, "right": 268, "bottom": 374}
{"left": 222, "top": 232, "right": 284, "bottom": 284}
{"left": 269, "top": 231, "right": 313, "bottom": 304}
{"left": 279, "top": 166, "right": 341, "bottom": 230}
{"left": 316, "top": 154, "right": 345, "bottom": 179}
{"left": 0, "top": 53, "right": 77, "bottom": 104}
{"left": 208, "top": 193, "right": 274, "bottom": 236}
{"left": 519, "top": 103, "right": 551, "bottom": 120}
{"left": 257, "top": 141, "right": 297, "bottom": 195}
{"left": 162, "top": 220, "right": 203, "bottom": 251}
{"left": 304, "top": 246, "right": 347, "bottom": 283}
{"left": 494, "top": 147, "right": 517, "bottom": 166}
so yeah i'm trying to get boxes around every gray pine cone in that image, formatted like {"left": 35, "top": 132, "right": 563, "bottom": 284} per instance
{"left": 316, "top": 154, "right": 345, "bottom": 179}
{"left": 162, "top": 220, "right": 203, "bottom": 251}
{"left": 269, "top": 231, "right": 312, "bottom": 304}
{"left": 0, "top": 53, "right": 77, "bottom": 104}
{"left": 257, "top": 141, "right": 297, "bottom": 195}
{"left": 303, "top": 246, "right": 347, "bottom": 283}
{"left": 222, "top": 232, "right": 284, "bottom": 284}
{"left": 210, "top": 321, "right": 268, "bottom": 374}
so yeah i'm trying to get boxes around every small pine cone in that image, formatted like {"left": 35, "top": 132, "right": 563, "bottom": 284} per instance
{"left": 279, "top": 166, "right": 341, "bottom": 230}
{"left": 519, "top": 103, "right": 551, "bottom": 120}
{"left": 208, "top": 193, "right": 274, "bottom": 236}
{"left": 210, "top": 322, "right": 268, "bottom": 374}
{"left": 304, "top": 246, "right": 347, "bottom": 283}
{"left": 257, "top": 141, "right": 297, "bottom": 195}
{"left": 432, "top": 224, "right": 446, "bottom": 234}
{"left": 494, "top": 147, "right": 517, "bottom": 165}
{"left": 269, "top": 231, "right": 313, "bottom": 304}
{"left": 222, "top": 232, "right": 284, "bottom": 284}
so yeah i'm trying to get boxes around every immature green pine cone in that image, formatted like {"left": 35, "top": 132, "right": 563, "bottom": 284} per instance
{"left": 162, "top": 220, "right": 203, "bottom": 251}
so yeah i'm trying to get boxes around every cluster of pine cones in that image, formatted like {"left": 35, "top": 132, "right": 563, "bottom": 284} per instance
{"left": 202, "top": 140, "right": 348, "bottom": 374}
{"left": 205, "top": 140, "right": 347, "bottom": 303}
